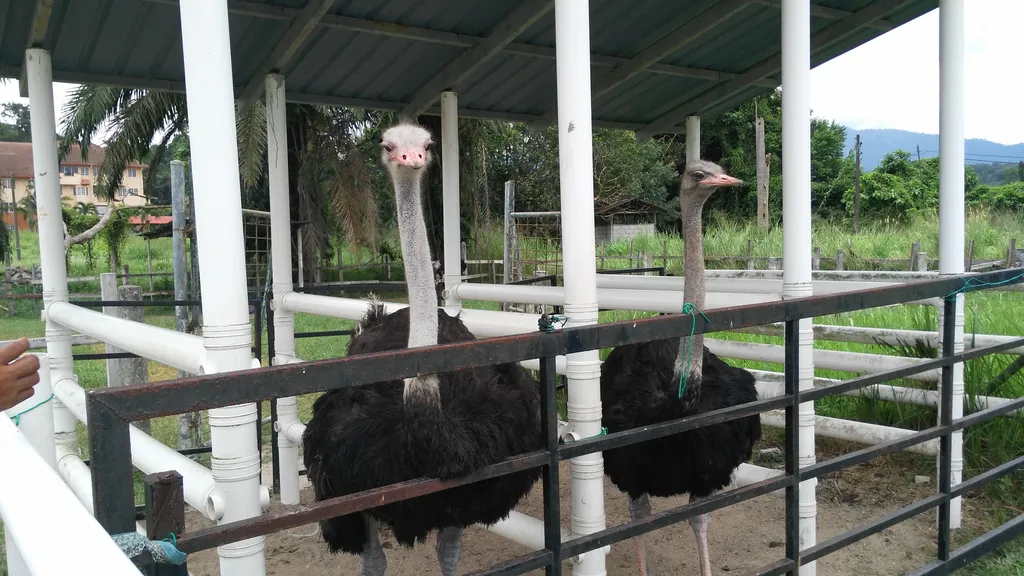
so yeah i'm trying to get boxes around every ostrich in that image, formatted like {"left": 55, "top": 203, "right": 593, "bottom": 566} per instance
{"left": 302, "top": 123, "right": 542, "bottom": 576}
{"left": 600, "top": 160, "right": 761, "bottom": 576}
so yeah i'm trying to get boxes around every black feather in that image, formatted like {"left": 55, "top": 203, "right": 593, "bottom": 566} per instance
{"left": 302, "top": 305, "right": 543, "bottom": 554}
{"left": 600, "top": 338, "right": 761, "bottom": 501}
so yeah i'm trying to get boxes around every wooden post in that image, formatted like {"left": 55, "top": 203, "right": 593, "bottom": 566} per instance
{"left": 812, "top": 246, "right": 821, "bottom": 270}
{"left": 853, "top": 134, "right": 862, "bottom": 233}
{"left": 118, "top": 284, "right": 151, "bottom": 434}
{"left": 1008, "top": 238, "right": 1017, "bottom": 268}
{"left": 122, "top": 264, "right": 130, "bottom": 286}
{"left": 31, "top": 264, "right": 38, "bottom": 315}
{"left": 144, "top": 471, "right": 188, "bottom": 576}
{"left": 755, "top": 116, "right": 769, "bottom": 229}
{"left": 909, "top": 240, "right": 922, "bottom": 271}
{"left": 503, "top": 180, "right": 515, "bottom": 285}
{"left": 917, "top": 251, "right": 929, "bottom": 273}
{"left": 835, "top": 250, "right": 845, "bottom": 271}
{"left": 338, "top": 248, "right": 344, "bottom": 282}
{"left": 662, "top": 239, "right": 668, "bottom": 269}
{"left": 627, "top": 239, "right": 633, "bottom": 269}
{"left": 489, "top": 260, "right": 496, "bottom": 284}
{"left": 747, "top": 240, "right": 755, "bottom": 271}
{"left": 965, "top": 239, "right": 975, "bottom": 271}
{"left": 146, "top": 237, "right": 154, "bottom": 291}
{"left": 384, "top": 254, "right": 391, "bottom": 280}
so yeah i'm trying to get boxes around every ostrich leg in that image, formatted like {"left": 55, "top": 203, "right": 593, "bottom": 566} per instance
{"left": 360, "top": 515, "right": 387, "bottom": 576}
{"left": 629, "top": 494, "right": 654, "bottom": 576}
{"left": 436, "top": 526, "right": 464, "bottom": 576}
{"left": 688, "top": 496, "right": 713, "bottom": 576}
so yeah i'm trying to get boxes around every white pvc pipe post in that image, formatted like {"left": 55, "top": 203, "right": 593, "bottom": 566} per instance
{"left": 938, "top": 0, "right": 965, "bottom": 531}
{"left": 441, "top": 91, "right": 462, "bottom": 308}
{"left": 3, "top": 354, "right": 54, "bottom": 576}
{"left": 266, "top": 73, "right": 302, "bottom": 506}
{"left": 781, "top": 0, "right": 817, "bottom": 572}
{"left": 25, "top": 47, "right": 75, "bottom": 411}
{"left": 554, "top": 1, "right": 608, "bottom": 574}
{"left": 178, "top": 1, "right": 266, "bottom": 573}
{"left": 685, "top": 116, "right": 700, "bottom": 164}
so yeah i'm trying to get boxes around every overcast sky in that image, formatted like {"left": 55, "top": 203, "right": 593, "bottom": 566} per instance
{"left": 2, "top": 1, "right": 1021, "bottom": 146}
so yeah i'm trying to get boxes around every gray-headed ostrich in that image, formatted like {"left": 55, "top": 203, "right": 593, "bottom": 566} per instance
{"left": 302, "top": 123, "right": 542, "bottom": 576}
{"left": 600, "top": 160, "right": 761, "bottom": 576}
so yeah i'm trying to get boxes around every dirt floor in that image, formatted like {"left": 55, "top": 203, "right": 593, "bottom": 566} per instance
{"left": 181, "top": 448, "right": 961, "bottom": 576}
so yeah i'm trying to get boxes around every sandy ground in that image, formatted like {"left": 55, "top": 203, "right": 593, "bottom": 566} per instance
{"left": 181, "top": 450, "right": 951, "bottom": 576}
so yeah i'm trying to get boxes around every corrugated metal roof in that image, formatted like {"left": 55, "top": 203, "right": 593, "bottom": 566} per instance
{"left": 0, "top": 0, "right": 938, "bottom": 135}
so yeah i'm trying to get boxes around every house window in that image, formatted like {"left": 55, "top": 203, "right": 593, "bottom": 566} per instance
{"left": 117, "top": 187, "right": 127, "bottom": 199}
{"left": 128, "top": 187, "right": 139, "bottom": 197}
{"left": 0, "top": 178, "right": 12, "bottom": 189}
{"left": 127, "top": 168, "right": 138, "bottom": 178}
{"left": 74, "top": 186, "right": 88, "bottom": 197}
{"left": 62, "top": 165, "right": 74, "bottom": 176}
{"left": 80, "top": 167, "right": 89, "bottom": 176}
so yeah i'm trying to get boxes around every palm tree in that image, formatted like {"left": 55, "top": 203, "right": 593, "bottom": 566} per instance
{"left": 57, "top": 86, "right": 379, "bottom": 273}
{"left": 75, "top": 201, "right": 98, "bottom": 216}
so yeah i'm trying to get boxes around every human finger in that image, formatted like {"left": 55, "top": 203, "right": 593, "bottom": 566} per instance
{"left": 0, "top": 338, "right": 31, "bottom": 364}
{"left": 8, "top": 354, "right": 41, "bottom": 378}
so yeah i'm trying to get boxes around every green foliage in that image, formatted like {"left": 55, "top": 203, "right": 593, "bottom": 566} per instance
{"left": 969, "top": 181, "right": 1024, "bottom": 211}
{"left": 0, "top": 102, "right": 32, "bottom": 142}
{"left": 62, "top": 205, "right": 100, "bottom": 270}
{"left": 0, "top": 214, "right": 11, "bottom": 262}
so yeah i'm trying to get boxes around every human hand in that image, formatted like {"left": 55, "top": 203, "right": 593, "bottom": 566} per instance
{"left": 0, "top": 338, "right": 41, "bottom": 412}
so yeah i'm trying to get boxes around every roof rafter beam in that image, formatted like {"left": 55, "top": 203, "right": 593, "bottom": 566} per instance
{"left": 748, "top": 0, "right": 893, "bottom": 32}
{"left": 18, "top": 0, "right": 57, "bottom": 97}
{"left": 398, "top": 0, "right": 554, "bottom": 119}
{"left": 140, "top": 0, "right": 776, "bottom": 89}
{"left": 636, "top": 0, "right": 915, "bottom": 139}
{"left": 531, "top": 0, "right": 749, "bottom": 128}
{"left": 234, "top": 0, "right": 338, "bottom": 113}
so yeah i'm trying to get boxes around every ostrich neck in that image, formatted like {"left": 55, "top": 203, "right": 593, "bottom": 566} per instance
{"left": 678, "top": 191, "right": 706, "bottom": 379}
{"left": 395, "top": 175, "right": 439, "bottom": 349}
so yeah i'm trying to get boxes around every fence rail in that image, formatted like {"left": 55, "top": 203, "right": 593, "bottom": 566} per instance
{"left": 83, "top": 267, "right": 1024, "bottom": 576}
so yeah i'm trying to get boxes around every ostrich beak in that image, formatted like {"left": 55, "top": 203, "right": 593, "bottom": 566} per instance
{"left": 705, "top": 174, "right": 742, "bottom": 187}
{"left": 391, "top": 147, "right": 429, "bottom": 169}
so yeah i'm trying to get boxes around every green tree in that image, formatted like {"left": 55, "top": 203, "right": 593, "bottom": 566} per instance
{"left": 0, "top": 103, "right": 32, "bottom": 142}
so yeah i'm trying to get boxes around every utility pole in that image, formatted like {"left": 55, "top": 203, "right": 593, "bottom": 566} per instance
{"left": 916, "top": 145, "right": 924, "bottom": 201}
{"left": 7, "top": 173, "right": 20, "bottom": 262}
{"left": 755, "top": 115, "right": 770, "bottom": 229}
{"left": 916, "top": 144, "right": 922, "bottom": 163}
{"left": 853, "top": 134, "right": 862, "bottom": 234}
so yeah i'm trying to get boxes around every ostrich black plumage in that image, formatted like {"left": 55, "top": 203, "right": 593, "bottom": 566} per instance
{"left": 302, "top": 123, "right": 542, "bottom": 576}
{"left": 600, "top": 160, "right": 761, "bottom": 576}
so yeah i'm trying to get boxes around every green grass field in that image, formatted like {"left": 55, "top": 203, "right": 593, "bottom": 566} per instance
{"left": 2, "top": 213, "right": 1023, "bottom": 574}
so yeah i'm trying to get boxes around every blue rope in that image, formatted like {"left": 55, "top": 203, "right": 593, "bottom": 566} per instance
{"left": 946, "top": 271, "right": 1024, "bottom": 300}
{"left": 8, "top": 393, "right": 53, "bottom": 426}
{"left": 678, "top": 303, "right": 710, "bottom": 399}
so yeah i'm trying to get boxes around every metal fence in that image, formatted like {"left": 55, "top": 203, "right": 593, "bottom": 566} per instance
{"left": 83, "top": 268, "right": 1024, "bottom": 576}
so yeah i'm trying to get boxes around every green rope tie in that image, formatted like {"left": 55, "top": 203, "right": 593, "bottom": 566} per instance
{"left": 678, "top": 302, "right": 710, "bottom": 399}
{"left": 946, "top": 271, "right": 1024, "bottom": 300}
{"left": 538, "top": 313, "right": 569, "bottom": 333}
{"left": 8, "top": 393, "right": 54, "bottom": 426}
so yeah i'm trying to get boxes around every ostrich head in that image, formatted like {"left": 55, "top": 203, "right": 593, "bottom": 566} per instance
{"left": 680, "top": 159, "right": 742, "bottom": 200}
{"left": 380, "top": 123, "right": 434, "bottom": 184}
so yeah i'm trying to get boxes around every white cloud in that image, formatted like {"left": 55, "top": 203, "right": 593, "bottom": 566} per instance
{"left": 809, "top": 0, "right": 1024, "bottom": 146}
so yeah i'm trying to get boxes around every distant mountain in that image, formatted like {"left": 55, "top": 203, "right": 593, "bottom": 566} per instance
{"left": 842, "top": 128, "right": 1024, "bottom": 171}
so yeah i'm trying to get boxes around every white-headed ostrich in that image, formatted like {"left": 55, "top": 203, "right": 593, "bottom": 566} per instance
{"left": 600, "top": 160, "right": 761, "bottom": 576}
{"left": 302, "top": 123, "right": 542, "bottom": 576}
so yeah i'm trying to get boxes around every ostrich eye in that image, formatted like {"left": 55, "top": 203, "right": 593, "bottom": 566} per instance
{"left": 691, "top": 171, "right": 706, "bottom": 181}
{"left": 382, "top": 143, "right": 394, "bottom": 153}
{"left": 424, "top": 142, "right": 433, "bottom": 151}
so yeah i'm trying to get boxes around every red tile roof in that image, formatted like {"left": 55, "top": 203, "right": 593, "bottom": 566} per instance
{"left": 0, "top": 141, "right": 146, "bottom": 178}
{"left": 129, "top": 215, "right": 172, "bottom": 226}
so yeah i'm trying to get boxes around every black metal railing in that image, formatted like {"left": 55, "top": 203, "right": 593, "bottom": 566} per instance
{"left": 83, "top": 268, "right": 1024, "bottom": 576}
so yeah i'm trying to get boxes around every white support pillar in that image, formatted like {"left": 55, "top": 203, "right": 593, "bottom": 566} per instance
{"left": 938, "top": 0, "right": 965, "bottom": 531}
{"left": 265, "top": 73, "right": 301, "bottom": 506}
{"left": 685, "top": 115, "right": 700, "bottom": 164}
{"left": 178, "top": 1, "right": 266, "bottom": 574}
{"left": 781, "top": 0, "right": 816, "bottom": 573}
{"left": 25, "top": 48, "right": 75, "bottom": 401}
{"left": 441, "top": 91, "right": 463, "bottom": 308}
{"left": 554, "top": 2, "right": 607, "bottom": 575}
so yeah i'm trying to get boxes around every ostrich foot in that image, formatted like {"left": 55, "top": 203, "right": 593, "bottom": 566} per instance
{"left": 629, "top": 494, "right": 654, "bottom": 576}
{"left": 360, "top": 516, "right": 387, "bottom": 576}
{"left": 436, "top": 526, "right": 464, "bottom": 576}
{"left": 688, "top": 509, "right": 712, "bottom": 576}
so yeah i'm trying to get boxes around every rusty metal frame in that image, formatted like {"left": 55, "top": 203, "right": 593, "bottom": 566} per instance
{"left": 85, "top": 268, "right": 1024, "bottom": 575}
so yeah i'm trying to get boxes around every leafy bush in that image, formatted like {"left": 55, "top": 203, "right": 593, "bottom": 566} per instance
{"left": 969, "top": 182, "right": 1024, "bottom": 211}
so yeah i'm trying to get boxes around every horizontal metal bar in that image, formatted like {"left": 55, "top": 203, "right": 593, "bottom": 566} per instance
{"left": 558, "top": 395, "right": 792, "bottom": 460}
{"left": 596, "top": 267, "right": 666, "bottom": 275}
{"left": 804, "top": 396, "right": 1024, "bottom": 480}
{"left": 462, "top": 550, "right": 552, "bottom": 576}
{"left": 801, "top": 335, "right": 1024, "bottom": 403}
{"left": 71, "top": 300, "right": 204, "bottom": 308}
{"left": 175, "top": 451, "right": 547, "bottom": 554}
{"left": 296, "top": 282, "right": 408, "bottom": 294}
{"left": 950, "top": 454, "right": 1024, "bottom": 499}
{"left": 561, "top": 474, "right": 792, "bottom": 559}
{"left": 751, "top": 558, "right": 797, "bottom": 576}
{"left": 907, "top": 513, "right": 1024, "bottom": 576}
{"left": 802, "top": 494, "right": 944, "bottom": 563}
{"left": 73, "top": 352, "right": 137, "bottom": 361}
{"left": 88, "top": 269, "right": 1024, "bottom": 421}
{"left": 293, "top": 330, "right": 354, "bottom": 339}
{"left": 509, "top": 275, "right": 557, "bottom": 286}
